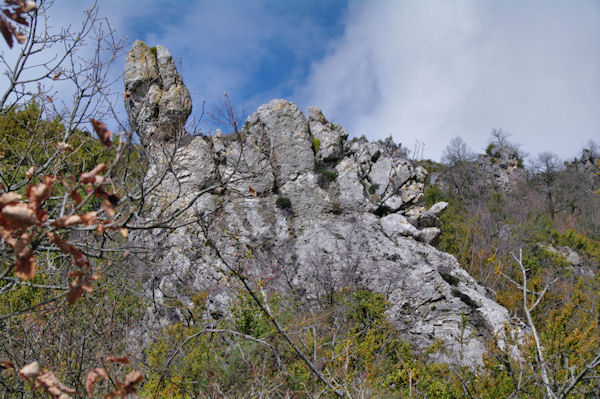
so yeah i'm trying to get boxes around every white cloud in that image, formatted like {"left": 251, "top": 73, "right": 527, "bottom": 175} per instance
{"left": 295, "top": 0, "right": 600, "bottom": 161}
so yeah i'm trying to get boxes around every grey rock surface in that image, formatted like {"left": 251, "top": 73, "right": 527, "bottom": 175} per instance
{"left": 476, "top": 145, "right": 527, "bottom": 191}
{"left": 123, "top": 40, "right": 192, "bottom": 143}
{"left": 125, "top": 44, "right": 519, "bottom": 366}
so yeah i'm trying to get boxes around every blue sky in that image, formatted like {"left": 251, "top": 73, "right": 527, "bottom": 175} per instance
{"left": 41, "top": 1, "right": 600, "bottom": 161}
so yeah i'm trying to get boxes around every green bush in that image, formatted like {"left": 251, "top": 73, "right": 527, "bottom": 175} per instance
{"left": 275, "top": 196, "right": 291, "bottom": 209}
{"left": 317, "top": 167, "right": 338, "bottom": 181}
{"left": 423, "top": 184, "right": 449, "bottom": 207}
{"left": 312, "top": 137, "right": 320, "bottom": 153}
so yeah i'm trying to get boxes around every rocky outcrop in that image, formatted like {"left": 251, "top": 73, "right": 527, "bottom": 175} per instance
{"left": 123, "top": 40, "right": 192, "bottom": 143}
{"left": 477, "top": 144, "right": 527, "bottom": 191}
{"left": 126, "top": 43, "right": 520, "bottom": 366}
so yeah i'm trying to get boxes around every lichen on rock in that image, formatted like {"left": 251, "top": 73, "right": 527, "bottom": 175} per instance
{"left": 123, "top": 40, "right": 192, "bottom": 143}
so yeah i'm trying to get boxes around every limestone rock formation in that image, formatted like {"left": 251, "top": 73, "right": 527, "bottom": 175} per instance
{"left": 125, "top": 46, "right": 520, "bottom": 366}
{"left": 123, "top": 40, "right": 192, "bottom": 143}
{"left": 477, "top": 144, "right": 527, "bottom": 191}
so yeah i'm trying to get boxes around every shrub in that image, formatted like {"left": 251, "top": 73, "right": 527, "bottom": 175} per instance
{"left": 312, "top": 137, "right": 320, "bottom": 153}
{"left": 451, "top": 288, "right": 479, "bottom": 308}
{"left": 331, "top": 201, "right": 343, "bottom": 214}
{"left": 423, "top": 184, "right": 448, "bottom": 207}
{"left": 317, "top": 167, "right": 338, "bottom": 181}
{"left": 275, "top": 196, "right": 291, "bottom": 209}
{"left": 440, "top": 272, "right": 459, "bottom": 286}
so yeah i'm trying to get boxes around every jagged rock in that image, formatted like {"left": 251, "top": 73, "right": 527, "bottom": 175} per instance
{"left": 244, "top": 100, "right": 314, "bottom": 185}
{"left": 123, "top": 40, "right": 192, "bottom": 143}
{"left": 125, "top": 47, "right": 520, "bottom": 366}
{"left": 419, "top": 201, "right": 449, "bottom": 228}
{"left": 477, "top": 145, "right": 526, "bottom": 191}
{"left": 417, "top": 227, "right": 442, "bottom": 245}
{"left": 539, "top": 243, "right": 594, "bottom": 278}
{"left": 308, "top": 107, "right": 346, "bottom": 162}
{"left": 380, "top": 213, "right": 420, "bottom": 238}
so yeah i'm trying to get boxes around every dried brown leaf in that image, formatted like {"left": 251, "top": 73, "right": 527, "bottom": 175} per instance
{"left": 80, "top": 163, "right": 106, "bottom": 184}
{"left": 102, "top": 199, "right": 115, "bottom": 218}
{"left": 90, "top": 118, "right": 112, "bottom": 148}
{"left": 14, "top": 246, "right": 35, "bottom": 279}
{"left": 2, "top": 203, "right": 36, "bottom": 228}
{"left": 57, "top": 142, "right": 73, "bottom": 153}
{"left": 0, "top": 359, "right": 13, "bottom": 369}
{"left": 53, "top": 212, "right": 97, "bottom": 228}
{"left": 85, "top": 367, "right": 108, "bottom": 397}
{"left": 35, "top": 369, "right": 76, "bottom": 398}
{"left": 0, "top": 192, "right": 21, "bottom": 209}
{"left": 26, "top": 175, "right": 54, "bottom": 209}
{"left": 69, "top": 190, "right": 82, "bottom": 205}
{"left": 18, "top": 361, "right": 40, "bottom": 382}
{"left": 105, "top": 356, "right": 129, "bottom": 365}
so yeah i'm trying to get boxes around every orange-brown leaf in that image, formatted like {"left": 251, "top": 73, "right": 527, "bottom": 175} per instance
{"left": 0, "top": 360, "right": 13, "bottom": 369}
{"left": 90, "top": 118, "right": 112, "bottom": 148}
{"left": 248, "top": 185, "right": 257, "bottom": 197}
{"left": 106, "top": 370, "right": 143, "bottom": 398}
{"left": 1, "top": 203, "right": 36, "bottom": 228}
{"left": 80, "top": 164, "right": 106, "bottom": 184}
{"left": 0, "top": 192, "right": 21, "bottom": 209}
{"left": 85, "top": 367, "right": 108, "bottom": 397}
{"left": 105, "top": 356, "right": 129, "bottom": 365}
{"left": 26, "top": 176, "right": 55, "bottom": 209}
{"left": 69, "top": 190, "right": 82, "bottom": 205}
{"left": 121, "top": 370, "right": 143, "bottom": 393}
{"left": 35, "top": 369, "right": 76, "bottom": 398}
{"left": 14, "top": 246, "right": 35, "bottom": 280}
{"left": 102, "top": 199, "right": 115, "bottom": 218}
{"left": 47, "top": 232, "right": 73, "bottom": 255}
{"left": 18, "top": 361, "right": 40, "bottom": 382}
{"left": 53, "top": 212, "right": 97, "bottom": 228}
{"left": 66, "top": 287, "right": 83, "bottom": 304}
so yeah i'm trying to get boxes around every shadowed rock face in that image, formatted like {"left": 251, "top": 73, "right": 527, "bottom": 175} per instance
{"left": 123, "top": 40, "right": 192, "bottom": 143}
{"left": 127, "top": 44, "right": 520, "bottom": 366}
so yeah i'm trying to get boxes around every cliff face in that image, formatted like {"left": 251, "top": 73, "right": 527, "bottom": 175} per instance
{"left": 125, "top": 41, "right": 519, "bottom": 365}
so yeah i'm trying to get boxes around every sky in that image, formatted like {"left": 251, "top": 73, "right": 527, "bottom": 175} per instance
{"left": 17, "top": 0, "right": 600, "bottom": 161}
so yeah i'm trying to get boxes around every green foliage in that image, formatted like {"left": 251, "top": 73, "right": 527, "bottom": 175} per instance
{"left": 368, "top": 183, "right": 379, "bottom": 194}
{"left": 312, "top": 137, "right": 320, "bottom": 153}
{"left": 485, "top": 143, "right": 496, "bottom": 156}
{"left": 439, "top": 272, "right": 459, "bottom": 286}
{"left": 423, "top": 184, "right": 449, "bottom": 207}
{"left": 316, "top": 166, "right": 338, "bottom": 181}
{"left": 554, "top": 229, "right": 600, "bottom": 263}
{"left": 0, "top": 102, "right": 115, "bottom": 185}
{"left": 275, "top": 196, "right": 291, "bottom": 209}
{"left": 451, "top": 288, "right": 480, "bottom": 308}
{"left": 150, "top": 46, "right": 158, "bottom": 57}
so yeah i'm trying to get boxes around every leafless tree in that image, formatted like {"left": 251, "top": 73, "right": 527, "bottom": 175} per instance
{"left": 530, "top": 151, "right": 563, "bottom": 219}
{"left": 442, "top": 136, "right": 475, "bottom": 166}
